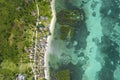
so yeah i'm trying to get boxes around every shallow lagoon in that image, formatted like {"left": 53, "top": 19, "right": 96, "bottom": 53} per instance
{"left": 46, "top": 0, "right": 120, "bottom": 80}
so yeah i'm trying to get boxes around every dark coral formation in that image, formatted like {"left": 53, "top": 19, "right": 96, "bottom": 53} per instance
{"left": 56, "top": 9, "right": 85, "bottom": 26}
{"left": 56, "top": 9, "right": 86, "bottom": 41}
{"left": 60, "top": 25, "right": 74, "bottom": 40}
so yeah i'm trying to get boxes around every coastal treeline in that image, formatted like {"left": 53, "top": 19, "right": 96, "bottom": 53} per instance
{"left": 0, "top": 0, "right": 51, "bottom": 80}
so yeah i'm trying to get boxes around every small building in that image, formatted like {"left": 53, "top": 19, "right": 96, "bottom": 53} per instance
{"left": 31, "top": 11, "right": 36, "bottom": 16}
{"left": 37, "top": 24, "right": 45, "bottom": 31}
{"left": 16, "top": 74, "right": 25, "bottom": 80}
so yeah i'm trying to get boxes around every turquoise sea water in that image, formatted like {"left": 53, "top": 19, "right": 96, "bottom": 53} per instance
{"left": 47, "top": 0, "right": 120, "bottom": 80}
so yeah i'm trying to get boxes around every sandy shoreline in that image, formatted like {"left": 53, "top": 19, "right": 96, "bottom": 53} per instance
{"left": 44, "top": 0, "right": 56, "bottom": 79}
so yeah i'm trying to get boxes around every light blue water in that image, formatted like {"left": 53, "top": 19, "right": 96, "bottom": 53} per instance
{"left": 47, "top": 0, "right": 120, "bottom": 80}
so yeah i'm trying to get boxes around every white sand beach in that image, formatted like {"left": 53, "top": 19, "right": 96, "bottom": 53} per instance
{"left": 44, "top": 0, "right": 56, "bottom": 79}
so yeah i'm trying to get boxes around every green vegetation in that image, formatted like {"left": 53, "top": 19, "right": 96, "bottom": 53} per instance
{"left": 0, "top": 0, "right": 35, "bottom": 62}
{"left": 38, "top": 0, "right": 52, "bottom": 26}
{"left": 55, "top": 69, "right": 70, "bottom": 80}
{"left": 0, "top": 0, "right": 35, "bottom": 79}
{"left": 60, "top": 25, "right": 74, "bottom": 40}
{"left": 0, "top": 0, "right": 51, "bottom": 80}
